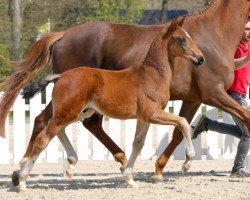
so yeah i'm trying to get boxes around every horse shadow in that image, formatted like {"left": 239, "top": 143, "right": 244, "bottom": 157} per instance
{"left": 0, "top": 170, "right": 232, "bottom": 192}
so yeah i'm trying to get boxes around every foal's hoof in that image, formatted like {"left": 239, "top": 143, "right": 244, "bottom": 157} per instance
{"left": 12, "top": 170, "right": 20, "bottom": 187}
{"left": 181, "top": 162, "right": 191, "bottom": 173}
{"left": 66, "top": 170, "right": 73, "bottom": 180}
{"left": 120, "top": 165, "right": 126, "bottom": 173}
{"left": 151, "top": 175, "right": 164, "bottom": 184}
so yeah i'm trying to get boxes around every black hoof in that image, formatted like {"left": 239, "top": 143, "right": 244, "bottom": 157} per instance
{"left": 12, "top": 170, "right": 20, "bottom": 187}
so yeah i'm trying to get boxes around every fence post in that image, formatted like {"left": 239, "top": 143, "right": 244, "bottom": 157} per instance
{"left": 13, "top": 95, "right": 26, "bottom": 164}
{"left": 46, "top": 83, "right": 59, "bottom": 163}
{"left": 172, "top": 100, "right": 185, "bottom": 160}
{"left": 124, "top": 119, "right": 136, "bottom": 158}
{"left": 206, "top": 106, "right": 219, "bottom": 159}
{"left": 77, "top": 121, "right": 89, "bottom": 160}
{"left": 108, "top": 118, "right": 121, "bottom": 160}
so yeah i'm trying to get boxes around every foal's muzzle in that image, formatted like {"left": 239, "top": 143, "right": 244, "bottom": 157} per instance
{"left": 192, "top": 56, "right": 205, "bottom": 66}
{"left": 197, "top": 56, "right": 205, "bottom": 65}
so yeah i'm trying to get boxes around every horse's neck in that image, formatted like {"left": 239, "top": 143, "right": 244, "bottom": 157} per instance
{"left": 188, "top": 0, "right": 249, "bottom": 50}
{"left": 142, "top": 38, "right": 170, "bottom": 79}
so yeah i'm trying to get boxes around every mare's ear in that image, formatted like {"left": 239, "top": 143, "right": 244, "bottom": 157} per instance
{"left": 162, "top": 17, "right": 185, "bottom": 40}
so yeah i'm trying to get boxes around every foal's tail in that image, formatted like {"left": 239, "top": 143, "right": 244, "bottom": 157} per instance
{"left": 21, "top": 74, "right": 60, "bottom": 99}
{"left": 0, "top": 32, "right": 64, "bottom": 138}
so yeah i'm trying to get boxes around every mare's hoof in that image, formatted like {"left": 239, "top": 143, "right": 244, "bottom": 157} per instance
{"left": 151, "top": 175, "right": 164, "bottom": 183}
{"left": 18, "top": 181, "right": 27, "bottom": 192}
{"left": 181, "top": 163, "right": 191, "bottom": 173}
{"left": 12, "top": 170, "right": 20, "bottom": 187}
{"left": 126, "top": 181, "right": 139, "bottom": 189}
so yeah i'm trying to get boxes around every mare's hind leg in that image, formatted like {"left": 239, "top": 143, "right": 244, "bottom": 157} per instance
{"left": 58, "top": 128, "right": 78, "bottom": 180}
{"left": 148, "top": 108, "right": 196, "bottom": 182}
{"left": 154, "top": 102, "right": 200, "bottom": 182}
{"left": 83, "top": 113, "right": 128, "bottom": 170}
{"left": 123, "top": 120, "right": 150, "bottom": 188}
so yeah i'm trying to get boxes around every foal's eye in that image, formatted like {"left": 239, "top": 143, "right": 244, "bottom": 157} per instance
{"left": 178, "top": 37, "right": 186, "bottom": 44}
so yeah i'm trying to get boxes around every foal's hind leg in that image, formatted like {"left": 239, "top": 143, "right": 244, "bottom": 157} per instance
{"left": 83, "top": 113, "right": 128, "bottom": 170}
{"left": 148, "top": 108, "right": 195, "bottom": 182}
{"left": 58, "top": 128, "right": 78, "bottom": 180}
{"left": 123, "top": 120, "right": 150, "bottom": 188}
{"left": 19, "top": 102, "right": 53, "bottom": 168}
{"left": 17, "top": 120, "right": 64, "bottom": 191}
{"left": 19, "top": 102, "right": 78, "bottom": 175}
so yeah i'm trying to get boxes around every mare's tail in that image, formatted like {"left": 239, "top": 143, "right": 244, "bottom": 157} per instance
{"left": 21, "top": 74, "right": 60, "bottom": 99}
{"left": 0, "top": 31, "right": 64, "bottom": 138}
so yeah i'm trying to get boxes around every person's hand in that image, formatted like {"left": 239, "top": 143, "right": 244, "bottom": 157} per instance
{"left": 245, "top": 54, "right": 250, "bottom": 62}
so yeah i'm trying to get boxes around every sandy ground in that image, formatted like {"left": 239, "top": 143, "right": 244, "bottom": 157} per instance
{"left": 0, "top": 160, "right": 250, "bottom": 200}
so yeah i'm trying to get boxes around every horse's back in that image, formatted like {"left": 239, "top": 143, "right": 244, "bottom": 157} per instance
{"left": 52, "top": 21, "right": 165, "bottom": 73}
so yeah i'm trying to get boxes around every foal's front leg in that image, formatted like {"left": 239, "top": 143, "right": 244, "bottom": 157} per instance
{"left": 123, "top": 120, "right": 150, "bottom": 188}
{"left": 149, "top": 108, "right": 195, "bottom": 181}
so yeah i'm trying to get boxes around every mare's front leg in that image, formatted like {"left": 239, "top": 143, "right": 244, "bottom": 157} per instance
{"left": 202, "top": 89, "right": 250, "bottom": 128}
{"left": 123, "top": 120, "right": 150, "bottom": 188}
{"left": 150, "top": 106, "right": 197, "bottom": 182}
{"left": 83, "top": 113, "right": 128, "bottom": 170}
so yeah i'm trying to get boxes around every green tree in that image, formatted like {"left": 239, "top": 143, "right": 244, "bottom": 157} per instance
{"left": 0, "top": 0, "right": 146, "bottom": 79}
{"left": 76, "top": 0, "right": 146, "bottom": 24}
{"left": 0, "top": 0, "right": 11, "bottom": 78}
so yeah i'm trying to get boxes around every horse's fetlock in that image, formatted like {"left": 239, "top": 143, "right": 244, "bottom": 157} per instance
{"left": 114, "top": 152, "right": 127, "bottom": 165}
{"left": 68, "top": 156, "right": 77, "bottom": 165}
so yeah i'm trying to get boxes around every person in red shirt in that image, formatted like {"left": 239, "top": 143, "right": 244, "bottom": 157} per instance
{"left": 192, "top": 21, "right": 250, "bottom": 177}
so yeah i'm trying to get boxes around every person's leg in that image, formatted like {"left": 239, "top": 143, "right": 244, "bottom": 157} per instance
{"left": 192, "top": 92, "right": 246, "bottom": 139}
{"left": 192, "top": 115, "right": 242, "bottom": 139}
{"left": 226, "top": 93, "right": 250, "bottom": 176}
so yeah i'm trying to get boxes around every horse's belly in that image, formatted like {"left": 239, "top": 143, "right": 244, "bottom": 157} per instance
{"left": 87, "top": 101, "right": 137, "bottom": 120}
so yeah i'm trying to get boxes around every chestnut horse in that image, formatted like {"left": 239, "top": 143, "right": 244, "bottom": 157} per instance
{"left": 0, "top": 0, "right": 250, "bottom": 183}
{"left": 10, "top": 19, "right": 204, "bottom": 191}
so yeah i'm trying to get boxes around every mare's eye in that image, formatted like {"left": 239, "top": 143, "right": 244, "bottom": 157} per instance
{"left": 178, "top": 37, "right": 186, "bottom": 44}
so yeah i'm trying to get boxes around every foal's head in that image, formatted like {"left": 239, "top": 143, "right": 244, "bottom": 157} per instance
{"left": 163, "top": 18, "right": 205, "bottom": 66}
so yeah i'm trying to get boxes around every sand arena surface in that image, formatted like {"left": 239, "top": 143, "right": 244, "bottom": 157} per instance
{"left": 0, "top": 160, "right": 249, "bottom": 200}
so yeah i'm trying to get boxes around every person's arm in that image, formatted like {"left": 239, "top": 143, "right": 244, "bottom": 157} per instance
{"left": 235, "top": 55, "right": 250, "bottom": 70}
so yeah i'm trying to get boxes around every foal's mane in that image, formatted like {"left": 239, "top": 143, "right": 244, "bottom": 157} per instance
{"left": 141, "top": 17, "right": 185, "bottom": 77}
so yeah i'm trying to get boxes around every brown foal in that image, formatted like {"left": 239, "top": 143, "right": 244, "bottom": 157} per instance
{"left": 0, "top": 0, "right": 249, "bottom": 185}
{"left": 10, "top": 19, "right": 204, "bottom": 191}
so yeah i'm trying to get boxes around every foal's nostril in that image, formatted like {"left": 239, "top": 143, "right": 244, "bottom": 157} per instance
{"left": 197, "top": 56, "right": 205, "bottom": 65}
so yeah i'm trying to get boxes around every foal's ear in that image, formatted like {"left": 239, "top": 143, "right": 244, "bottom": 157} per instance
{"left": 162, "top": 17, "right": 185, "bottom": 40}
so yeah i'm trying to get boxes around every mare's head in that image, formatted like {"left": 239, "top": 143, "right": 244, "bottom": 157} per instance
{"left": 163, "top": 18, "right": 205, "bottom": 66}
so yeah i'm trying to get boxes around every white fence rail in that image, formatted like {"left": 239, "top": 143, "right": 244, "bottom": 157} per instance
{"left": 0, "top": 84, "right": 250, "bottom": 165}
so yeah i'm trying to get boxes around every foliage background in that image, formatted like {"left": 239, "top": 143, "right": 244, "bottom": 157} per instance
{"left": 0, "top": 0, "right": 209, "bottom": 78}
